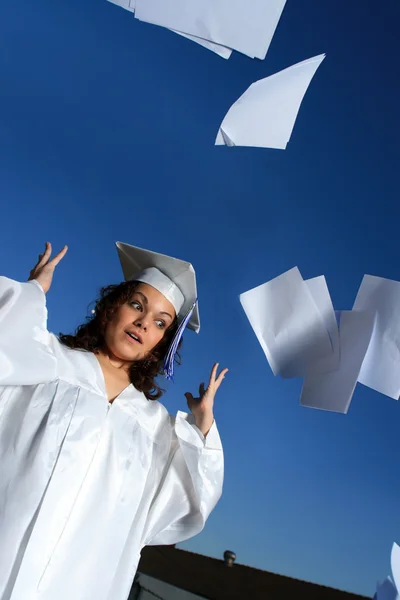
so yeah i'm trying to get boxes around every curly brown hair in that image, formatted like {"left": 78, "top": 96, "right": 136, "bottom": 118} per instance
{"left": 59, "top": 281, "right": 182, "bottom": 400}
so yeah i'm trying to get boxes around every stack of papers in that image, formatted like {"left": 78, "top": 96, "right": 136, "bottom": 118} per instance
{"left": 240, "top": 267, "right": 376, "bottom": 413}
{"left": 107, "top": 0, "right": 287, "bottom": 59}
{"left": 375, "top": 543, "right": 400, "bottom": 600}
{"left": 216, "top": 54, "right": 325, "bottom": 149}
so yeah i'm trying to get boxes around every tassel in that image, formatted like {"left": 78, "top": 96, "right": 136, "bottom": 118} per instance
{"left": 163, "top": 300, "right": 197, "bottom": 381}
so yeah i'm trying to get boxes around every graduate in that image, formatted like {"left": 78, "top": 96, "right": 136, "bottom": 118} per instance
{"left": 0, "top": 241, "right": 227, "bottom": 600}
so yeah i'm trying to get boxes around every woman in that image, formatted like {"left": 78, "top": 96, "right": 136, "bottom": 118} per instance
{"left": 0, "top": 241, "right": 227, "bottom": 600}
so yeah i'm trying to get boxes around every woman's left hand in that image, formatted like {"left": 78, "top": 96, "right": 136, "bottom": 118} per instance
{"left": 185, "top": 363, "right": 228, "bottom": 437}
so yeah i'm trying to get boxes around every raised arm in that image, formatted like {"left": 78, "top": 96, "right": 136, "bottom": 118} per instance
{"left": 0, "top": 243, "right": 67, "bottom": 386}
{"left": 142, "top": 364, "right": 227, "bottom": 546}
{"left": 28, "top": 242, "right": 68, "bottom": 293}
{"left": 143, "top": 412, "right": 224, "bottom": 547}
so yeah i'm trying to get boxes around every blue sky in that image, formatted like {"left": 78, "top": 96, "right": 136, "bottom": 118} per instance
{"left": 1, "top": 0, "right": 399, "bottom": 596}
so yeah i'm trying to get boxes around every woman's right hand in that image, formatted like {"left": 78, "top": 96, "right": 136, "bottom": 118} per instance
{"left": 28, "top": 242, "right": 68, "bottom": 294}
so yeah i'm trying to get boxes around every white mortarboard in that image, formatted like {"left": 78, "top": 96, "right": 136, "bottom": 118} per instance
{"left": 116, "top": 241, "right": 199, "bottom": 380}
{"left": 116, "top": 241, "right": 199, "bottom": 331}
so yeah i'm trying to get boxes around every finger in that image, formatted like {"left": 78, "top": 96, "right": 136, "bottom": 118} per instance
{"left": 199, "top": 382, "right": 205, "bottom": 397}
{"left": 48, "top": 245, "right": 68, "bottom": 268}
{"left": 184, "top": 392, "right": 194, "bottom": 403}
{"left": 208, "top": 362, "right": 219, "bottom": 387}
{"left": 215, "top": 367, "right": 229, "bottom": 390}
{"left": 36, "top": 242, "right": 52, "bottom": 268}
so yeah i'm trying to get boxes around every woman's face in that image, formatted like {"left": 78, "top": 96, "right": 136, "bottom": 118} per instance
{"left": 104, "top": 282, "right": 176, "bottom": 363}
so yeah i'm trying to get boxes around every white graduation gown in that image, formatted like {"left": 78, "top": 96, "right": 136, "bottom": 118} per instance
{"left": 0, "top": 277, "right": 224, "bottom": 600}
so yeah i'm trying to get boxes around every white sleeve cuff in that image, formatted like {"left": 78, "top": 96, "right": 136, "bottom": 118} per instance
{"left": 175, "top": 411, "right": 222, "bottom": 451}
{"left": 29, "top": 279, "right": 45, "bottom": 294}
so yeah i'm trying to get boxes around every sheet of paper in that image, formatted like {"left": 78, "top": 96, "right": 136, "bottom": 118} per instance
{"left": 172, "top": 31, "right": 232, "bottom": 59}
{"left": 300, "top": 310, "right": 375, "bottom": 413}
{"left": 353, "top": 275, "right": 400, "bottom": 400}
{"left": 240, "top": 267, "right": 333, "bottom": 378}
{"left": 215, "top": 54, "right": 325, "bottom": 149}
{"left": 106, "top": 0, "right": 232, "bottom": 57}
{"left": 375, "top": 577, "right": 399, "bottom": 600}
{"left": 375, "top": 544, "right": 400, "bottom": 600}
{"left": 305, "top": 276, "right": 340, "bottom": 374}
{"left": 391, "top": 543, "right": 400, "bottom": 598}
{"left": 108, "top": 0, "right": 134, "bottom": 11}
{"left": 134, "top": 0, "right": 287, "bottom": 59}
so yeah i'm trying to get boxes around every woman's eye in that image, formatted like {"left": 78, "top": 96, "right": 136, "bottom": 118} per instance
{"left": 156, "top": 320, "right": 166, "bottom": 329}
{"left": 130, "top": 301, "right": 142, "bottom": 311}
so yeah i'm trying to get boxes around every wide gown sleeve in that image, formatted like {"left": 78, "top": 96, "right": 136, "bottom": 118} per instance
{"left": 0, "top": 277, "right": 57, "bottom": 385}
{"left": 143, "top": 410, "right": 224, "bottom": 546}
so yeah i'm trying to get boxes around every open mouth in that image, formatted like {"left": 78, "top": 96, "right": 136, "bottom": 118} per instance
{"left": 125, "top": 331, "right": 142, "bottom": 344}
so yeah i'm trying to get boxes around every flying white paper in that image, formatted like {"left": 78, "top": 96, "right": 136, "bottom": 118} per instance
{"left": 300, "top": 310, "right": 375, "bottom": 413}
{"left": 391, "top": 543, "right": 400, "bottom": 597}
{"left": 305, "top": 276, "right": 340, "bottom": 374}
{"left": 215, "top": 54, "right": 326, "bottom": 149}
{"left": 108, "top": 0, "right": 135, "bottom": 12}
{"left": 134, "top": 0, "right": 287, "bottom": 60}
{"left": 375, "top": 578, "right": 399, "bottom": 600}
{"left": 106, "top": 0, "right": 232, "bottom": 58}
{"left": 239, "top": 267, "right": 333, "bottom": 378}
{"left": 173, "top": 31, "right": 232, "bottom": 59}
{"left": 375, "top": 543, "right": 400, "bottom": 600}
{"left": 353, "top": 275, "right": 400, "bottom": 400}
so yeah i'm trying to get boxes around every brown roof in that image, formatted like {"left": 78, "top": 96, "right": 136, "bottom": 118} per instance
{"left": 138, "top": 546, "right": 369, "bottom": 600}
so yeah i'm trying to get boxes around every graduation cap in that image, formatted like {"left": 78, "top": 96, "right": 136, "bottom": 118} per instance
{"left": 116, "top": 242, "right": 199, "bottom": 380}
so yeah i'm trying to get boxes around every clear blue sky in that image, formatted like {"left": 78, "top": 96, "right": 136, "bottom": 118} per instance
{"left": 0, "top": 0, "right": 399, "bottom": 596}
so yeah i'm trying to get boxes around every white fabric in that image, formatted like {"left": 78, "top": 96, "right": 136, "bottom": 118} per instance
{"left": 135, "top": 267, "right": 185, "bottom": 315}
{"left": 0, "top": 277, "right": 223, "bottom": 600}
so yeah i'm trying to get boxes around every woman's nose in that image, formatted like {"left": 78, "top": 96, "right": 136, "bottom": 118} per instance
{"left": 135, "top": 318, "right": 148, "bottom": 331}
